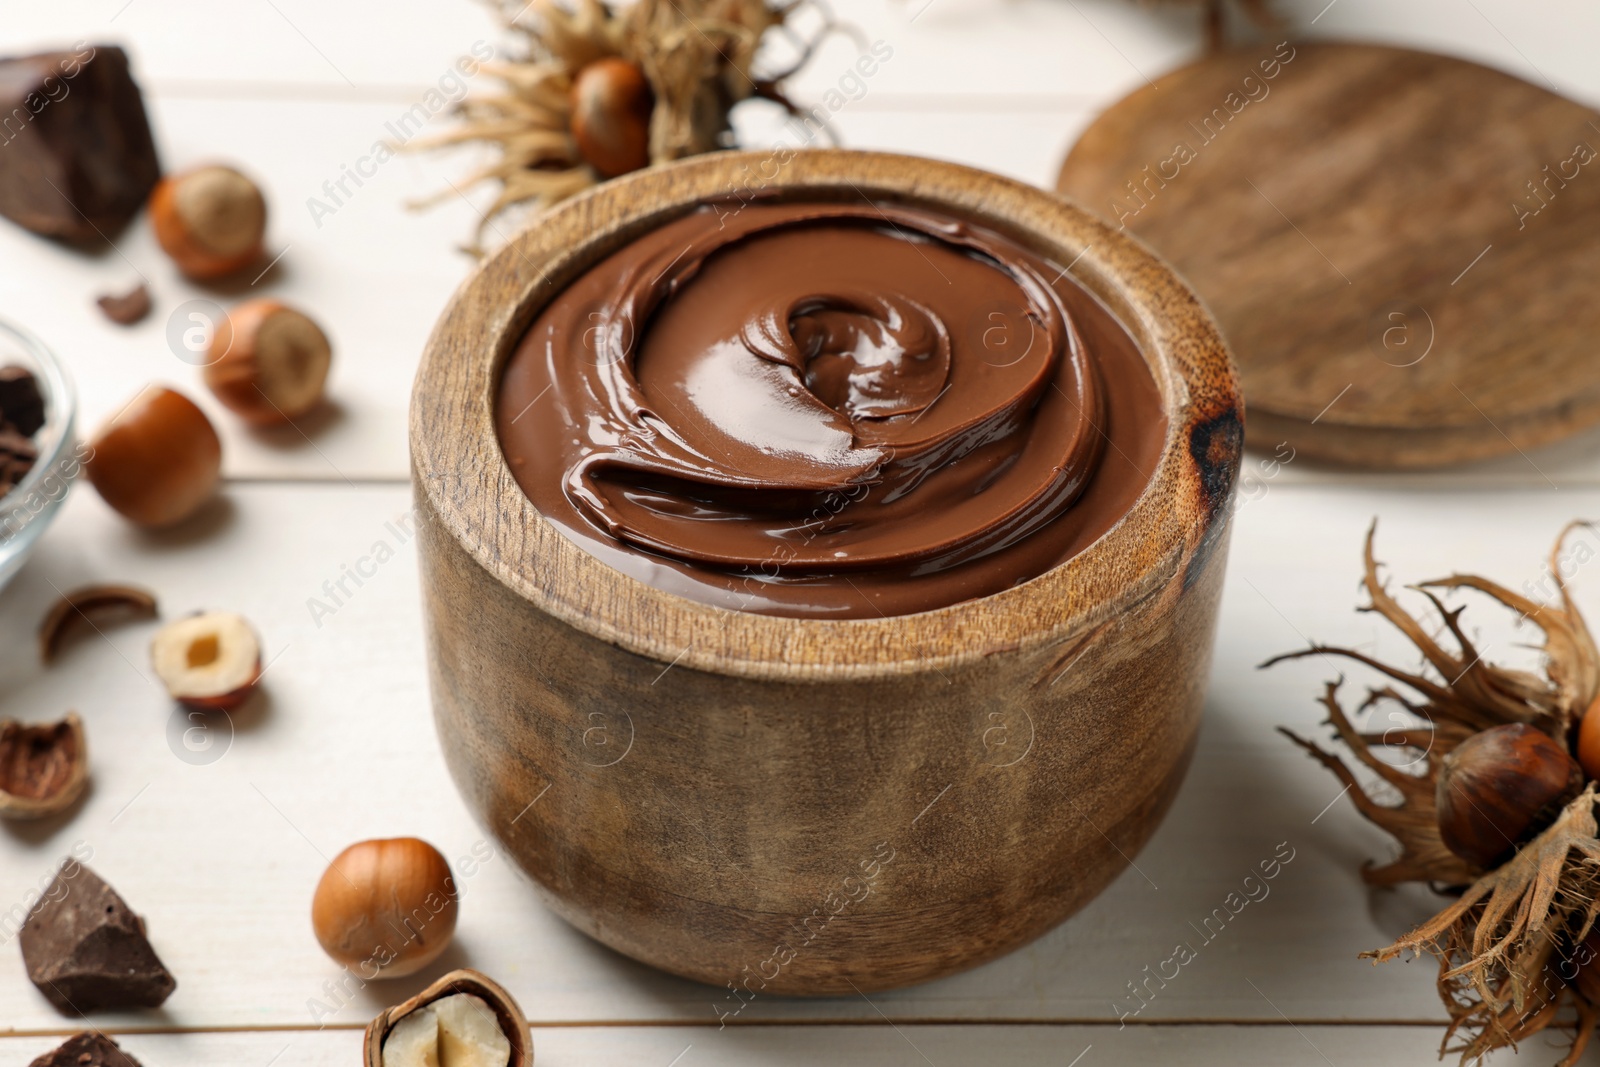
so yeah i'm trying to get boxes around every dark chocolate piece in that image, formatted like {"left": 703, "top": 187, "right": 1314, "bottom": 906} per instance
{"left": 28, "top": 1031, "right": 143, "bottom": 1067}
{"left": 0, "top": 46, "right": 161, "bottom": 243}
{"left": 96, "top": 284, "right": 151, "bottom": 326}
{"left": 0, "top": 364, "right": 44, "bottom": 435}
{"left": 18, "top": 863, "right": 177, "bottom": 1014}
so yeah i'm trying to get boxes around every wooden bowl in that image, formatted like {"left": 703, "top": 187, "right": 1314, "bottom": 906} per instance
{"left": 411, "top": 150, "right": 1241, "bottom": 994}
{"left": 363, "top": 968, "right": 532, "bottom": 1067}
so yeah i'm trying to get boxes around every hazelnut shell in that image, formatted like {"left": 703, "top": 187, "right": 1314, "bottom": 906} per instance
{"left": 149, "top": 164, "right": 267, "bottom": 279}
{"left": 84, "top": 386, "right": 222, "bottom": 527}
{"left": 570, "top": 58, "right": 653, "bottom": 179}
{"left": 204, "top": 299, "right": 332, "bottom": 425}
{"left": 0, "top": 713, "right": 88, "bottom": 820}
{"left": 364, "top": 969, "right": 533, "bottom": 1067}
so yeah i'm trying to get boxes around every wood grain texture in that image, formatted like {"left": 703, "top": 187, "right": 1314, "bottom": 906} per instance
{"left": 9, "top": 1023, "right": 1586, "bottom": 1067}
{"left": 410, "top": 149, "right": 1242, "bottom": 993}
{"left": 1056, "top": 41, "right": 1600, "bottom": 468}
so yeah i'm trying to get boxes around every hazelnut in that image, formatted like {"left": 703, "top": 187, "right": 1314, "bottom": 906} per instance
{"left": 1576, "top": 695, "right": 1600, "bottom": 780}
{"left": 150, "top": 611, "right": 261, "bottom": 710}
{"left": 84, "top": 385, "right": 222, "bottom": 527}
{"left": 0, "top": 713, "right": 88, "bottom": 820}
{"left": 149, "top": 164, "right": 267, "bottom": 279}
{"left": 313, "top": 838, "right": 459, "bottom": 979}
{"left": 204, "top": 299, "right": 332, "bottom": 425}
{"left": 365, "top": 969, "right": 532, "bottom": 1067}
{"left": 1436, "top": 723, "right": 1583, "bottom": 869}
{"left": 570, "top": 57, "right": 653, "bottom": 179}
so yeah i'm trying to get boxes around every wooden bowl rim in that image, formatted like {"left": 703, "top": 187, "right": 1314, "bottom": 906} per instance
{"left": 411, "top": 149, "right": 1239, "bottom": 680}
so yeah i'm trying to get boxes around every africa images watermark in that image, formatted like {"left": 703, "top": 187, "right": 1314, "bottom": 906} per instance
{"left": 0, "top": 42, "right": 95, "bottom": 147}
{"left": 305, "top": 506, "right": 425, "bottom": 628}
{"left": 1112, "top": 840, "right": 1297, "bottom": 1027}
{"left": 305, "top": 40, "right": 495, "bottom": 229}
{"left": 1107, "top": 41, "right": 1298, "bottom": 230}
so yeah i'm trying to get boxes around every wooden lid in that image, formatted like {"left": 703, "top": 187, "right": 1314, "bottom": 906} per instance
{"left": 411, "top": 150, "right": 1240, "bottom": 679}
{"left": 1056, "top": 41, "right": 1600, "bottom": 468}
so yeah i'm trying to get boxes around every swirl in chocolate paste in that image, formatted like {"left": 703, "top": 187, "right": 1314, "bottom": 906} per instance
{"left": 497, "top": 200, "right": 1166, "bottom": 618}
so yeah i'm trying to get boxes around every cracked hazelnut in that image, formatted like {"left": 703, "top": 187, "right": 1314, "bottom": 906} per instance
{"left": 204, "top": 299, "right": 331, "bottom": 425}
{"left": 84, "top": 385, "right": 221, "bottom": 527}
{"left": 313, "top": 837, "right": 459, "bottom": 979}
{"left": 150, "top": 611, "right": 261, "bottom": 709}
{"left": 149, "top": 164, "right": 267, "bottom": 279}
{"left": 0, "top": 713, "right": 88, "bottom": 820}
{"left": 365, "top": 969, "right": 531, "bottom": 1067}
{"left": 571, "top": 57, "right": 653, "bottom": 179}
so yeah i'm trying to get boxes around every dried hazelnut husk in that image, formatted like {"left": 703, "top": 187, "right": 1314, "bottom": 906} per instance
{"left": 38, "top": 583, "right": 158, "bottom": 664}
{"left": 1435, "top": 722, "right": 1584, "bottom": 869}
{"left": 204, "top": 299, "right": 331, "bottom": 425}
{"left": 1574, "top": 928, "right": 1600, "bottom": 1005}
{"left": 312, "top": 837, "right": 459, "bottom": 979}
{"left": 150, "top": 610, "right": 261, "bottom": 710}
{"left": 0, "top": 713, "right": 88, "bottom": 820}
{"left": 149, "top": 164, "right": 267, "bottom": 279}
{"left": 364, "top": 969, "right": 532, "bottom": 1067}
{"left": 570, "top": 57, "right": 653, "bottom": 179}
{"left": 84, "top": 385, "right": 222, "bottom": 527}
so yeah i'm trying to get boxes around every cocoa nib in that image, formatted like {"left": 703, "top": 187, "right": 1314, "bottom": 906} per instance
{"left": 0, "top": 46, "right": 160, "bottom": 244}
{"left": 29, "top": 1031, "right": 143, "bottom": 1067}
{"left": 18, "top": 863, "right": 176, "bottom": 1014}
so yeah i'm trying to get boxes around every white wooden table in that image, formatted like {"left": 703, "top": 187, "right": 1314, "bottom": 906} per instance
{"left": 3, "top": 2, "right": 1600, "bottom": 1063}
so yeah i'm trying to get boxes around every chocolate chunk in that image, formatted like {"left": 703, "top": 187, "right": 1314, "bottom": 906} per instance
{"left": 0, "top": 46, "right": 160, "bottom": 244}
{"left": 96, "top": 284, "right": 151, "bottom": 326}
{"left": 18, "top": 863, "right": 177, "bottom": 1014}
{"left": 0, "top": 365, "right": 44, "bottom": 435}
{"left": 28, "top": 1031, "right": 143, "bottom": 1067}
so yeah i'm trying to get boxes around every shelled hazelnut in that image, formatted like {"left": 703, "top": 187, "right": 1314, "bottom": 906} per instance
{"left": 204, "top": 299, "right": 331, "bottom": 425}
{"left": 150, "top": 611, "right": 261, "bottom": 709}
{"left": 149, "top": 164, "right": 267, "bottom": 279}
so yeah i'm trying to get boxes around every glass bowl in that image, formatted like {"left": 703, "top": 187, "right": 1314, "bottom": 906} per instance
{"left": 0, "top": 318, "right": 78, "bottom": 593}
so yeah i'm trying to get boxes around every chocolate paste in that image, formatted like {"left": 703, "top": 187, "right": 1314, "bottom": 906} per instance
{"left": 497, "top": 200, "right": 1166, "bottom": 618}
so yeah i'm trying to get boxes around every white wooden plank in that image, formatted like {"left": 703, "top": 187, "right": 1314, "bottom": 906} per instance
{"left": 5, "top": 1023, "right": 1598, "bottom": 1067}
{"left": 4, "top": 481, "right": 1599, "bottom": 1032}
{"left": 3, "top": 0, "right": 1597, "bottom": 106}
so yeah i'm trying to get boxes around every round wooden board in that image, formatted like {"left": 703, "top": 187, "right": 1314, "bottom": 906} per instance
{"left": 1056, "top": 41, "right": 1600, "bottom": 468}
